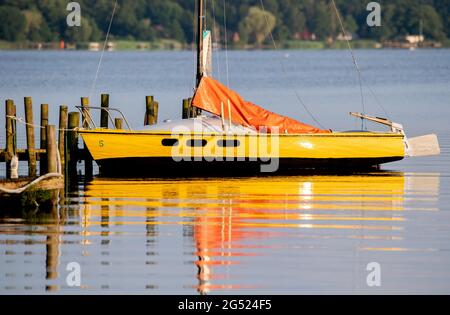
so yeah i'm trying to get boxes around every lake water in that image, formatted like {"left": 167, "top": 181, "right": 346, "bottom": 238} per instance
{"left": 0, "top": 49, "right": 449, "bottom": 294}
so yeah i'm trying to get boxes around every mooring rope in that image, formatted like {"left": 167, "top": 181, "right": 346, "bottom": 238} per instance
{"left": 6, "top": 115, "right": 79, "bottom": 132}
{"left": 0, "top": 173, "right": 63, "bottom": 195}
{"left": 2, "top": 115, "right": 64, "bottom": 194}
{"left": 0, "top": 146, "right": 63, "bottom": 195}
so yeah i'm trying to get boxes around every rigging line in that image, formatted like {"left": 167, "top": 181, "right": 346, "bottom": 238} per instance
{"left": 212, "top": 0, "right": 222, "bottom": 82}
{"left": 223, "top": 0, "right": 230, "bottom": 88}
{"left": 258, "top": 0, "right": 325, "bottom": 129}
{"left": 331, "top": 0, "right": 366, "bottom": 128}
{"left": 89, "top": 0, "right": 118, "bottom": 99}
{"left": 192, "top": 0, "right": 198, "bottom": 92}
{"left": 6, "top": 115, "right": 80, "bottom": 132}
{"left": 362, "top": 76, "right": 390, "bottom": 119}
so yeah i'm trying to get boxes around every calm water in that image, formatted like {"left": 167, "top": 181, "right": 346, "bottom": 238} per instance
{"left": 0, "top": 49, "right": 450, "bottom": 294}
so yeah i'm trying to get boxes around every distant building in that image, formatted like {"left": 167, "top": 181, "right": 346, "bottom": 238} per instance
{"left": 382, "top": 35, "right": 435, "bottom": 49}
{"left": 336, "top": 32, "right": 353, "bottom": 41}
{"left": 405, "top": 35, "right": 424, "bottom": 44}
{"left": 298, "top": 30, "right": 316, "bottom": 41}
{"left": 88, "top": 42, "right": 100, "bottom": 51}
{"left": 106, "top": 42, "right": 115, "bottom": 51}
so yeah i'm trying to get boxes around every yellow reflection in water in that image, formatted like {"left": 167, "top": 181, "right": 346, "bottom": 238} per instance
{"left": 75, "top": 172, "right": 439, "bottom": 294}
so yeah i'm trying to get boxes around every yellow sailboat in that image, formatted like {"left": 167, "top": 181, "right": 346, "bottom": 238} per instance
{"left": 78, "top": 0, "right": 440, "bottom": 177}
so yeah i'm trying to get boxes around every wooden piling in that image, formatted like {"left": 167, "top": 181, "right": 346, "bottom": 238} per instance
{"left": 5, "top": 100, "right": 15, "bottom": 179}
{"left": 152, "top": 101, "right": 159, "bottom": 125}
{"left": 46, "top": 125, "right": 57, "bottom": 174}
{"left": 24, "top": 97, "right": 37, "bottom": 177}
{"left": 81, "top": 97, "right": 93, "bottom": 177}
{"left": 115, "top": 118, "right": 123, "bottom": 130}
{"left": 58, "top": 106, "right": 68, "bottom": 171}
{"left": 182, "top": 99, "right": 190, "bottom": 119}
{"left": 40, "top": 104, "right": 49, "bottom": 175}
{"left": 144, "top": 96, "right": 154, "bottom": 125}
{"left": 81, "top": 97, "right": 90, "bottom": 129}
{"left": 100, "top": 94, "right": 109, "bottom": 128}
{"left": 188, "top": 98, "right": 195, "bottom": 118}
{"left": 66, "top": 112, "right": 80, "bottom": 177}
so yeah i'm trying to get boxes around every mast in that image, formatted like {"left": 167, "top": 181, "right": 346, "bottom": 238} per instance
{"left": 196, "top": 0, "right": 205, "bottom": 87}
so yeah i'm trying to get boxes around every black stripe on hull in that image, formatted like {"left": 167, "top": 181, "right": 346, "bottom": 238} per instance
{"left": 96, "top": 157, "right": 404, "bottom": 177}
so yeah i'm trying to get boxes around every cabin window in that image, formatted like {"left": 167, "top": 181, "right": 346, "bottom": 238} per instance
{"left": 217, "top": 140, "right": 241, "bottom": 148}
{"left": 162, "top": 139, "right": 179, "bottom": 147}
{"left": 187, "top": 139, "right": 207, "bottom": 147}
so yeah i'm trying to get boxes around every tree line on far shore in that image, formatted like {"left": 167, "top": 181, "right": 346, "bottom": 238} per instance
{"left": 0, "top": 0, "right": 448, "bottom": 45}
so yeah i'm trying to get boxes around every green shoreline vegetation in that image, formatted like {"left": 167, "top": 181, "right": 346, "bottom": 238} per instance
{"left": 1, "top": 39, "right": 448, "bottom": 51}
{"left": 0, "top": 0, "right": 449, "bottom": 51}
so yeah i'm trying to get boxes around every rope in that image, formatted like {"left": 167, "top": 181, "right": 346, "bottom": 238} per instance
{"left": 258, "top": 0, "right": 326, "bottom": 129}
{"left": 89, "top": 0, "right": 118, "bottom": 99}
{"left": 0, "top": 145, "right": 63, "bottom": 195}
{"left": 6, "top": 115, "right": 79, "bottom": 132}
{"left": 331, "top": 0, "right": 366, "bottom": 128}
{"left": 0, "top": 173, "right": 63, "bottom": 195}
{"left": 363, "top": 77, "right": 390, "bottom": 119}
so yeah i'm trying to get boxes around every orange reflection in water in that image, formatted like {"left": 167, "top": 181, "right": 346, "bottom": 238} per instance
{"left": 78, "top": 173, "right": 440, "bottom": 293}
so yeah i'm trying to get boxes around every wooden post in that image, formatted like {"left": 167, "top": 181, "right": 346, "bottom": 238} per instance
{"left": 5, "top": 100, "right": 15, "bottom": 179}
{"left": 115, "top": 118, "right": 123, "bottom": 130}
{"left": 66, "top": 112, "right": 80, "bottom": 177}
{"left": 81, "top": 97, "right": 90, "bottom": 129}
{"left": 182, "top": 99, "right": 190, "bottom": 119}
{"left": 100, "top": 94, "right": 109, "bottom": 128}
{"left": 40, "top": 104, "right": 49, "bottom": 175}
{"left": 24, "top": 97, "right": 37, "bottom": 177}
{"left": 144, "top": 96, "right": 154, "bottom": 126}
{"left": 58, "top": 106, "right": 68, "bottom": 172}
{"left": 188, "top": 98, "right": 195, "bottom": 118}
{"left": 81, "top": 97, "right": 93, "bottom": 177}
{"left": 46, "top": 125, "right": 57, "bottom": 174}
{"left": 152, "top": 101, "right": 159, "bottom": 125}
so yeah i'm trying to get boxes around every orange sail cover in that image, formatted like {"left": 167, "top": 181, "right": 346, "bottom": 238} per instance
{"left": 192, "top": 77, "right": 330, "bottom": 134}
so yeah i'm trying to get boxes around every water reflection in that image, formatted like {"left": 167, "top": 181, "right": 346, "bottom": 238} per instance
{"left": 0, "top": 172, "right": 441, "bottom": 294}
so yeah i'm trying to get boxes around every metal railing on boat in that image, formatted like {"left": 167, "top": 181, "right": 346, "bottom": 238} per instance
{"left": 75, "top": 106, "right": 133, "bottom": 131}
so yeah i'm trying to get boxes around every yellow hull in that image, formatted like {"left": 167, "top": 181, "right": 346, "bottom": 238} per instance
{"left": 79, "top": 129, "right": 405, "bottom": 176}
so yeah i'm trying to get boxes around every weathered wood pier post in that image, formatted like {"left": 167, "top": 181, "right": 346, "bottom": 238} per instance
{"left": 5, "top": 100, "right": 15, "bottom": 179}
{"left": 144, "top": 96, "right": 154, "bottom": 126}
{"left": 40, "top": 104, "right": 49, "bottom": 175}
{"left": 58, "top": 106, "right": 68, "bottom": 172}
{"left": 66, "top": 112, "right": 80, "bottom": 178}
{"left": 182, "top": 98, "right": 190, "bottom": 119}
{"left": 101, "top": 94, "right": 109, "bottom": 128}
{"left": 24, "top": 97, "right": 37, "bottom": 177}
{"left": 152, "top": 101, "right": 159, "bottom": 125}
{"left": 81, "top": 97, "right": 93, "bottom": 178}
{"left": 46, "top": 125, "right": 57, "bottom": 174}
{"left": 115, "top": 118, "right": 123, "bottom": 130}
{"left": 81, "top": 97, "right": 90, "bottom": 128}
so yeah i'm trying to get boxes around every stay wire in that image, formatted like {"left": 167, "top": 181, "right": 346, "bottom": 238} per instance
{"left": 89, "top": 0, "right": 118, "bottom": 99}
{"left": 331, "top": 0, "right": 366, "bottom": 129}
{"left": 211, "top": 0, "right": 222, "bottom": 82}
{"left": 223, "top": 0, "right": 230, "bottom": 88}
{"left": 259, "top": 0, "right": 325, "bottom": 129}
